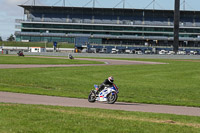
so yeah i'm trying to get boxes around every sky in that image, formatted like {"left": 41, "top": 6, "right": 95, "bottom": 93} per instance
{"left": 0, "top": 0, "right": 199, "bottom": 40}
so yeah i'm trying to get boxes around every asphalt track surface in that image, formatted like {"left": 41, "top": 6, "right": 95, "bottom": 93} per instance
{"left": 1, "top": 92, "right": 200, "bottom": 116}
{"left": 0, "top": 57, "right": 166, "bottom": 69}
{"left": 0, "top": 57, "right": 199, "bottom": 116}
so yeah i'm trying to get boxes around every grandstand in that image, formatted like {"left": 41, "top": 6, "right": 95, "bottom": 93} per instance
{"left": 15, "top": 5, "right": 200, "bottom": 47}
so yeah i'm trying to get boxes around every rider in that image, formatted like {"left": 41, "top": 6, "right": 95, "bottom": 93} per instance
{"left": 68, "top": 53, "right": 73, "bottom": 59}
{"left": 96, "top": 76, "right": 114, "bottom": 94}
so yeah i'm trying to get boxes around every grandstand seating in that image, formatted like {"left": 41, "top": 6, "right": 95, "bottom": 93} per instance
{"left": 26, "top": 11, "right": 200, "bottom": 28}
{"left": 16, "top": 30, "right": 200, "bottom": 42}
{"left": 16, "top": 6, "right": 200, "bottom": 47}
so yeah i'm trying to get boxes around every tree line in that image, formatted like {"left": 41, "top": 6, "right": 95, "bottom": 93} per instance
{"left": 0, "top": 34, "right": 15, "bottom": 42}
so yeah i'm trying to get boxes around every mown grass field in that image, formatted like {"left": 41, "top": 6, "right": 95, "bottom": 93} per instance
{"left": 1, "top": 41, "right": 74, "bottom": 48}
{"left": 0, "top": 56, "right": 103, "bottom": 64}
{"left": 0, "top": 103, "right": 200, "bottom": 133}
{"left": 0, "top": 56, "right": 200, "bottom": 107}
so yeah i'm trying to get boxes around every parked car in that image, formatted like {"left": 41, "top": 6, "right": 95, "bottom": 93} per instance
{"left": 144, "top": 50, "right": 151, "bottom": 54}
{"left": 159, "top": 50, "right": 168, "bottom": 55}
{"left": 189, "top": 51, "right": 198, "bottom": 55}
{"left": 135, "top": 51, "right": 143, "bottom": 55}
{"left": 177, "top": 51, "right": 186, "bottom": 55}
{"left": 111, "top": 48, "right": 118, "bottom": 54}
{"left": 167, "top": 51, "right": 175, "bottom": 55}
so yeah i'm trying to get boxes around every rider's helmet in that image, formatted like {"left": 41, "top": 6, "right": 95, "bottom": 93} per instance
{"left": 108, "top": 76, "right": 114, "bottom": 83}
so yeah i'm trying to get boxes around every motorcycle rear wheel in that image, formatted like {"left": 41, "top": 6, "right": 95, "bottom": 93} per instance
{"left": 88, "top": 91, "right": 96, "bottom": 103}
{"left": 107, "top": 93, "right": 118, "bottom": 104}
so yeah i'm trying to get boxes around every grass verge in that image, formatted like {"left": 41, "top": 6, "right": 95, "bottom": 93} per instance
{"left": 0, "top": 103, "right": 200, "bottom": 133}
{"left": 0, "top": 55, "right": 103, "bottom": 64}
{"left": 1, "top": 41, "right": 74, "bottom": 48}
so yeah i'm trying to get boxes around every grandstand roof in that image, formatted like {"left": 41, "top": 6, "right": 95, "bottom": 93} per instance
{"left": 19, "top": 5, "right": 199, "bottom": 14}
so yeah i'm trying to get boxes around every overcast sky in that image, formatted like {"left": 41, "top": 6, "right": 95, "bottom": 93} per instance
{"left": 0, "top": 0, "right": 199, "bottom": 40}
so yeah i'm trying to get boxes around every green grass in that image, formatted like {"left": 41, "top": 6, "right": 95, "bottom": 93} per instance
{"left": 0, "top": 103, "right": 199, "bottom": 133}
{"left": 1, "top": 41, "right": 75, "bottom": 48}
{"left": 0, "top": 55, "right": 103, "bottom": 64}
{"left": 0, "top": 56, "right": 200, "bottom": 107}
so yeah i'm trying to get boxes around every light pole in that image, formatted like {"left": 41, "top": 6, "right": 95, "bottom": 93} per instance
{"left": 173, "top": 0, "right": 180, "bottom": 54}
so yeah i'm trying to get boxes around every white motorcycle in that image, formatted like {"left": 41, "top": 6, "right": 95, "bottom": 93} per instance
{"left": 88, "top": 84, "right": 119, "bottom": 104}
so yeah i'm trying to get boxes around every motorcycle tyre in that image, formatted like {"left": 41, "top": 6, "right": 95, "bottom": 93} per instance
{"left": 88, "top": 91, "right": 96, "bottom": 103}
{"left": 107, "top": 93, "right": 118, "bottom": 104}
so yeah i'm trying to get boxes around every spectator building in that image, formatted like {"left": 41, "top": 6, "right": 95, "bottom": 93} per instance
{"left": 15, "top": 4, "right": 200, "bottom": 47}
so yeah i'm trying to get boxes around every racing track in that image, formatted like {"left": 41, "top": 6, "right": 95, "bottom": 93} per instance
{"left": 0, "top": 57, "right": 166, "bottom": 69}
{"left": 0, "top": 57, "right": 199, "bottom": 116}
{"left": 0, "top": 92, "right": 200, "bottom": 116}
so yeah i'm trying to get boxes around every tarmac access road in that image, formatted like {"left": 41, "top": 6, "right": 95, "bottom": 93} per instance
{"left": 0, "top": 92, "right": 200, "bottom": 116}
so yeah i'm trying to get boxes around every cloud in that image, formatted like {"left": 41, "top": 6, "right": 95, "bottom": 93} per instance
{"left": 0, "top": 0, "right": 26, "bottom": 40}
{"left": 3, "top": 0, "right": 25, "bottom": 5}
{"left": 0, "top": 0, "right": 46, "bottom": 40}
{"left": 0, "top": 0, "right": 45, "bottom": 16}
{"left": 0, "top": 0, "right": 25, "bottom": 16}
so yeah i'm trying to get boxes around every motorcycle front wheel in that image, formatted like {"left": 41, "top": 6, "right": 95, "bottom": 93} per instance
{"left": 107, "top": 93, "right": 118, "bottom": 104}
{"left": 88, "top": 91, "right": 96, "bottom": 103}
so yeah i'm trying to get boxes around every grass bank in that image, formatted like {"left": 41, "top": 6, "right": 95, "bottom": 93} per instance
{"left": 1, "top": 41, "right": 74, "bottom": 48}
{"left": 0, "top": 103, "right": 199, "bottom": 133}
{"left": 0, "top": 57, "right": 199, "bottom": 107}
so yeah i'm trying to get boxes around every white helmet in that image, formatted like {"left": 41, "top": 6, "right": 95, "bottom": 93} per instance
{"left": 108, "top": 76, "right": 114, "bottom": 83}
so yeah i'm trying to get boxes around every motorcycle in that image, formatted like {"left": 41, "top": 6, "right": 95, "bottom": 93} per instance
{"left": 68, "top": 54, "right": 74, "bottom": 59}
{"left": 88, "top": 84, "right": 119, "bottom": 104}
{"left": 17, "top": 51, "right": 24, "bottom": 57}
